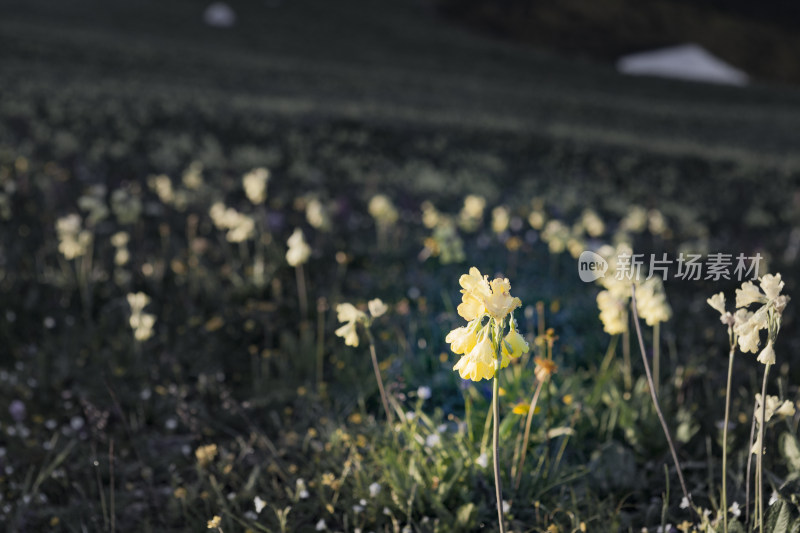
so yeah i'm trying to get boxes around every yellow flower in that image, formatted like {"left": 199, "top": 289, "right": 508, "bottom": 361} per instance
{"left": 453, "top": 330, "right": 496, "bottom": 381}
{"left": 502, "top": 328, "right": 529, "bottom": 361}
{"left": 457, "top": 267, "right": 521, "bottom": 322}
{"left": 445, "top": 319, "right": 481, "bottom": 355}
{"left": 207, "top": 515, "right": 221, "bottom": 529}
{"left": 457, "top": 267, "right": 491, "bottom": 321}
{"left": 485, "top": 278, "right": 522, "bottom": 321}
{"left": 512, "top": 403, "right": 530, "bottom": 415}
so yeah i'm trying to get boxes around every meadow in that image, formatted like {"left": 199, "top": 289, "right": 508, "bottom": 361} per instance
{"left": 1, "top": 1, "right": 800, "bottom": 531}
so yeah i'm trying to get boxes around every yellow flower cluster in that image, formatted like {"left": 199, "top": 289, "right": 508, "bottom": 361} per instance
{"left": 447, "top": 267, "right": 527, "bottom": 381}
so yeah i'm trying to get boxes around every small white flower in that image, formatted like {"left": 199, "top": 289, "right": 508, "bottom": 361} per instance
{"left": 476, "top": 452, "right": 488, "bottom": 468}
{"left": 425, "top": 434, "right": 440, "bottom": 447}
{"left": 680, "top": 496, "right": 690, "bottom": 509}
{"left": 416, "top": 386, "right": 431, "bottom": 400}
{"left": 315, "top": 519, "right": 327, "bottom": 531}
{"left": 405, "top": 411, "right": 416, "bottom": 421}
{"left": 369, "top": 482, "right": 381, "bottom": 498}
{"left": 769, "top": 490, "right": 779, "bottom": 506}
{"left": 729, "top": 501, "right": 741, "bottom": 518}
{"left": 254, "top": 495, "right": 266, "bottom": 513}
{"left": 502, "top": 500, "right": 511, "bottom": 513}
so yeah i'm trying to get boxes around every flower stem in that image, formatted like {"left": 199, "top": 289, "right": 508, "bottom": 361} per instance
{"left": 745, "top": 396, "right": 757, "bottom": 529}
{"left": 653, "top": 322, "right": 661, "bottom": 397}
{"left": 757, "top": 362, "right": 771, "bottom": 533}
{"left": 296, "top": 264, "right": 308, "bottom": 321}
{"left": 622, "top": 322, "right": 632, "bottom": 392}
{"left": 514, "top": 378, "right": 545, "bottom": 489}
{"left": 492, "top": 370, "right": 506, "bottom": 533}
{"left": 365, "top": 327, "right": 393, "bottom": 425}
{"left": 631, "top": 285, "right": 693, "bottom": 512}
{"left": 722, "top": 345, "right": 735, "bottom": 533}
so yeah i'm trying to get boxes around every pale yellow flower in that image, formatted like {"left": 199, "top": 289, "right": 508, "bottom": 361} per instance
{"left": 757, "top": 340, "right": 775, "bottom": 365}
{"left": 286, "top": 228, "right": 311, "bottom": 266}
{"left": 367, "top": 298, "right": 388, "bottom": 318}
{"left": 491, "top": 206, "right": 510, "bottom": 234}
{"left": 635, "top": 278, "right": 672, "bottom": 326}
{"left": 760, "top": 273, "right": 784, "bottom": 301}
{"left": 335, "top": 303, "right": 367, "bottom": 347}
{"left": 445, "top": 320, "right": 481, "bottom": 355}
{"left": 620, "top": 205, "right": 647, "bottom": 233}
{"left": 368, "top": 194, "right": 398, "bottom": 226}
{"left": 484, "top": 278, "right": 522, "bottom": 321}
{"left": 735, "top": 281, "right": 766, "bottom": 308}
{"left": 580, "top": 209, "right": 605, "bottom": 237}
{"left": 242, "top": 167, "right": 269, "bottom": 204}
{"left": 207, "top": 515, "right": 221, "bottom": 529}
{"left": 148, "top": 174, "right": 174, "bottom": 204}
{"left": 707, "top": 292, "right": 726, "bottom": 316}
{"left": 453, "top": 331, "right": 496, "bottom": 381}
{"left": 501, "top": 327, "right": 529, "bottom": 366}
{"left": 737, "top": 327, "right": 761, "bottom": 354}
{"left": 597, "top": 290, "right": 627, "bottom": 335}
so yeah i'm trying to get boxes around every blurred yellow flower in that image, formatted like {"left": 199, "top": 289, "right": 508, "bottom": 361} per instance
{"left": 368, "top": 194, "right": 398, "bottom": 226}
{"left": 207, "top": 515, "right": 221, "bottom": 529}
{"left": 286, "top": 228, "right": 311, "bottom": 266}
{"left": 195, "top": 444, "right": 218, "bottom": 468}
{"left": 335, "top": 302, "right": 367, "bottom": 347}
{"left": 242, "top": 167, "right": 269, "bottom": 205}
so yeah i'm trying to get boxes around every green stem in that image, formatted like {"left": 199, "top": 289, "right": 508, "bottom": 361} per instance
{"left": 722, "top": 345, "right": 735, "bottom": 533}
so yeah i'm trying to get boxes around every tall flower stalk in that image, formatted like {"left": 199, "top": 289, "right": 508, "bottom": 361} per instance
{"left": 708, "top": 274, "right": 789, "bottom": 531}
{"left": 446, "top": 267, "right": 527, "bottom": 533}
{"left": 334, "top": 299, "right": 392, "bottom": 424}
{"left": 630, "top": 284, "right": 692, "bottom": 511}
{"left": 707, "top": 291, "right": 737, "bottom": 533}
